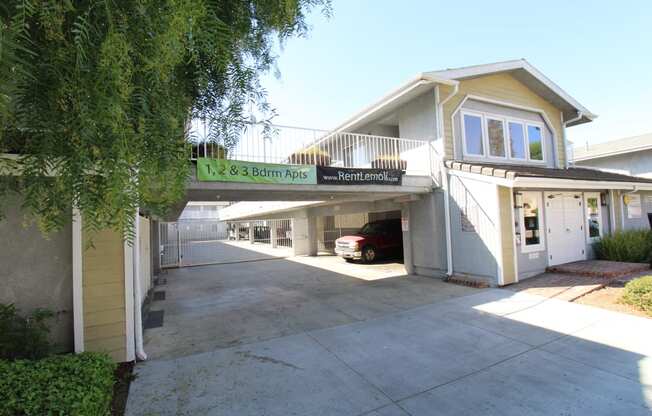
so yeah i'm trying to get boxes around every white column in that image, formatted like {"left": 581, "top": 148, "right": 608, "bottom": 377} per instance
{"left": 249, "top": 223, "right": 255, "bottom": 244}
{"left": 401, "top": 203, "right": 415, "bottom": 275}
{"left": 72, "top": 209, "right": 84, "bottom": 353}
{"left": 271, "top": 223, "right": 278, "bottom": 248}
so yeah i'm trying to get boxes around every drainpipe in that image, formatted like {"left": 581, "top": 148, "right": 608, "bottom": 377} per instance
{"left": 133, "top": 211, "right": 147, "bottom": 361}
{"left": 435, "top": 82, "right": 459, "bottom": 277}
{"left": 562, "top": 111, "right": 583, "bottom": 167}
{"left": 442, "top": 165, "right": 454, "bottom": 277}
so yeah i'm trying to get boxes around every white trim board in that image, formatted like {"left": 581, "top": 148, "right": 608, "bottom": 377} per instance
{"left": 124, "top": 239, "right": 136, "bottom": 362}
{"left": 72, "top": 209, "right": 84, "bottom": 353}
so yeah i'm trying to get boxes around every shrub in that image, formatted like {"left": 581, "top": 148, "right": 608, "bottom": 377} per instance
{"left": 620, "top": 276, "right": 652, "bottom": 315}
{"left": 595, "top": 229, "right": 652, "bottom": 263}
{"left": 0, "top": 352, "right": 116, "bottom": 416}
{"left": 0, "top": 304, "right": 54, "bottom": 360}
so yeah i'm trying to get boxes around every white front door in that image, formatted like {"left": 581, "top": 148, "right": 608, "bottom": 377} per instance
{"left": 545, "top": 192, "right": 586, "bottom": 266}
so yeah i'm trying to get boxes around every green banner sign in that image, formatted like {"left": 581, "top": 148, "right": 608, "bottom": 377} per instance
{"left": 197, "top": 158, "right": 317, "bottom": 185}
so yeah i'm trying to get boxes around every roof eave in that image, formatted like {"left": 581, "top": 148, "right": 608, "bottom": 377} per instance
{"left": 330, "top": 74, "right": 458, "bottom": 133}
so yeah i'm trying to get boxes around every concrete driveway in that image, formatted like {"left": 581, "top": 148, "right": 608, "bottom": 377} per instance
{"left": 129, "top": 250, "right": 652, "bottom": 415}
{"left": 143, "top": 250, "right": 467, "bottom": 359}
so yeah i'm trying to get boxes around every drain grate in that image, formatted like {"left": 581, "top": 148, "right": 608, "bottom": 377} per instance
{"left": 144, "top": 310, "right": 164, "bottom": 329}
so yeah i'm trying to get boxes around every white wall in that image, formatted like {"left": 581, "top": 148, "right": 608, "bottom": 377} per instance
{"left": 575, "top": 149, "right": 652, "bottom": 179}
{"left": 449, "top": 175, "right": 500, "bottom": 282}
{"left": 398, "top": 90, "right": 437, "bottom": 141}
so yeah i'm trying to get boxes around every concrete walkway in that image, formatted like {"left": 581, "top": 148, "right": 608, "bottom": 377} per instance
{"left": 128, "top": 288, "right": 652, "bottom": 415}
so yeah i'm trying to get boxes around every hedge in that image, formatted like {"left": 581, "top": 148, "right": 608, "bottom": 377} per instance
{"left": 621, "top": 276, "right": 652, "bottom": 316}
{"left": 594, "top": 229, "right": 652, "bottom": 263}
{"left": 0, "top": 352, "right": 116, "bottom": 416}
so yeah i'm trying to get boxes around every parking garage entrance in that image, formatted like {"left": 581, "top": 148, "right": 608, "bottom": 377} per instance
{"left": 159, "top": 218, "right": 293, "bottom": 267}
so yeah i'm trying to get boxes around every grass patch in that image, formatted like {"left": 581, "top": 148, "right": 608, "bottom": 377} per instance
{"left": 0, "top": 352, "right": 116, "bottom": 416}
{"left": 620, "top": 276, "right": 652, "bottom": 316}
{"left": 595, "top": 230, "right": 652, "bottom": 263}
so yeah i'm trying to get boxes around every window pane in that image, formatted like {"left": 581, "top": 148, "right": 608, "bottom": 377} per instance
{"left": 463, "top": 114, "right": 484, "bottom": 155}
{"left": 487, "top": 119, "right": 505, "bottom": 157}
{"left": 587, "top": 197, "right": 601, "bottom": 238}
{"left": 528, "top": 125, "right": 543, "bottom": 160}
{"left": 509, "top": 122, "right": 526, "bottom": 159}
{"left": 522, "top": 194, "right": 541, "bottom": 246}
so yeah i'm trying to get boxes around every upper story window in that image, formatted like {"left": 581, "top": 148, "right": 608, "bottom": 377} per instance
{"left": 463, "top": 114, "right": 484, "bottom": 155}
{"left": 461, "top": 110, "right": 546, "bottom": 163}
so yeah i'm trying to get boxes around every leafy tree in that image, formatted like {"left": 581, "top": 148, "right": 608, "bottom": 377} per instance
{"left": 0, "top": 0, "right": 329, "bottom": 238}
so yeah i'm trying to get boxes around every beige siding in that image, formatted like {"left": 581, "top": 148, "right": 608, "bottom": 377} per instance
{"left": 139, "top": 216, "right": 152, "bottom": 303}
{"left": 498, "top": 186, "right": 517, "bottom": 285}
{"left": 82, "top": 228, "right": 127, "bottom": 362}
{"left": 441, "top": 73, "right": 565, "bottom": 166}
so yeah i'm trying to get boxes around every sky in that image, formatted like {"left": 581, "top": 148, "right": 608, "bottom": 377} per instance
{"left": 260, "top": 0, "right": 652, "bottom": 147}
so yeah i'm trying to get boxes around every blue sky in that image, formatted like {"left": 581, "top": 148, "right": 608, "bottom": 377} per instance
{"left": 261, "top": 0, "right": 652, "bottom": 147}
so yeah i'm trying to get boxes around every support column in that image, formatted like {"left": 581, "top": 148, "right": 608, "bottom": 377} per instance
{"left": 307, "top": 216, "right": 318, "bottom": 256}
{"left": 249, "top": 223, "right": 255, "bottom": 244}
{"left": 292, "top": 210, "right": 317, "bottom": 256}
{"left": 401, "top": 203, "right": 415, "bottom": 275}
{"left": 271, "top": 224, "right": 278, "bottom": 248}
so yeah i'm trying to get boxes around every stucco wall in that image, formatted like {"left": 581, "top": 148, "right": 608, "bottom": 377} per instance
{"left": 0, "top": 194, "right": 73, "bottom": 351}
{"left": 575, "top": 149, "right": 652, "bottom": 179}
{"left": 408, "top": 192, "right": 447, "bottom": 276}
{"left": 397, "top": 90, "right": 437, "bottom": 141}
{"left": 448, "top": 175, "right": 499, "bottom": 282}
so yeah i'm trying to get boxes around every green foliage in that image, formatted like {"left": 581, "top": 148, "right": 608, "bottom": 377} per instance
{"left": 0, "top": 352, "right": 116, "bottom": 416}
{"left": 0, "top": 303, "right": 54, "bottom": 360}
{"left": 0, "top": 0, "right": 330, "bottom": 239}
{"left": 595, "top": 229, "right": 652, "bottom": 263}
{"left": 620, "top": 276, "right": 652, "bottom": 315}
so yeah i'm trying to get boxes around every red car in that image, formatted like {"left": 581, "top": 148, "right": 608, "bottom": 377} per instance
{"left": 334, "top": 218, "right": 403, "bottom": 263}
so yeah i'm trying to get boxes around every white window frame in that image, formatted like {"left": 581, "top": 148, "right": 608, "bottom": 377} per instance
{"left": 460, "top": 110, "right": 546, "bottom": 164}
{"left": 486, "top": 116, "right": 507, "bottom": 158}
{"left": 461, "top": 111, "right": 485, "bottom": 157}
{"left": 519, "top": 191, "right": 546, "bottom": 253}
{"left": 506, "top": 120, "right": 528, "bottom": 161}
{"left": 525, "top": 123, "right": 546, "bottom": 162}
{"left": 583, "top": 192, "right": 603, "bottom": 242}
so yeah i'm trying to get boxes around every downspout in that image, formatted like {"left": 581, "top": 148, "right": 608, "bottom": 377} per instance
{"left": 436, "top": 82, "right": 459, "bottom": 277}
{"left": 562, "top": 111, "right": 583, "bottom": 167}
{"left": 133, "top": 211, "right": 147, "bottom": 361}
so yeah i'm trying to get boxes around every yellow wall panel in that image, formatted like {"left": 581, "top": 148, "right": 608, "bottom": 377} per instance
{"left": 82, "top": 227, "right": 127, "bottom": 362}
{"left": 441, "top": 73, "right": 565, "bottom": 165}
{"left": 84, "top": 322, "right": 126, "bottom": 342}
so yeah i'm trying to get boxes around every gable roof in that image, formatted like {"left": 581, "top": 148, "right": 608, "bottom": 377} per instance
{"left": 427, "top": 59, "right": 597, "bottom": 127}
{"left": 573, "top": 133, "right": 652, "bottom": 161}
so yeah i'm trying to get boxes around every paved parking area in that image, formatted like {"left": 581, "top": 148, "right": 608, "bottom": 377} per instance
{"left": 144, "top": 246, "right": 469, "bottom": 360}
{"left": 129, "top": 245, "right": 652, "bottom": 415}
{"left": 129, "top": 288, "right": 652, "bottom": 415}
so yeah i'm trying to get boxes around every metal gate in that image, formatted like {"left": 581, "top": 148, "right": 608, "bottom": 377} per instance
{"left": 160, "top": 219, "right": 292, "bottom": 268}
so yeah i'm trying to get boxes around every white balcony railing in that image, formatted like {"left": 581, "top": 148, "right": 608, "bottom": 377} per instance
{"left": 190, "top": 123, "right": 437, "bottom": 178}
